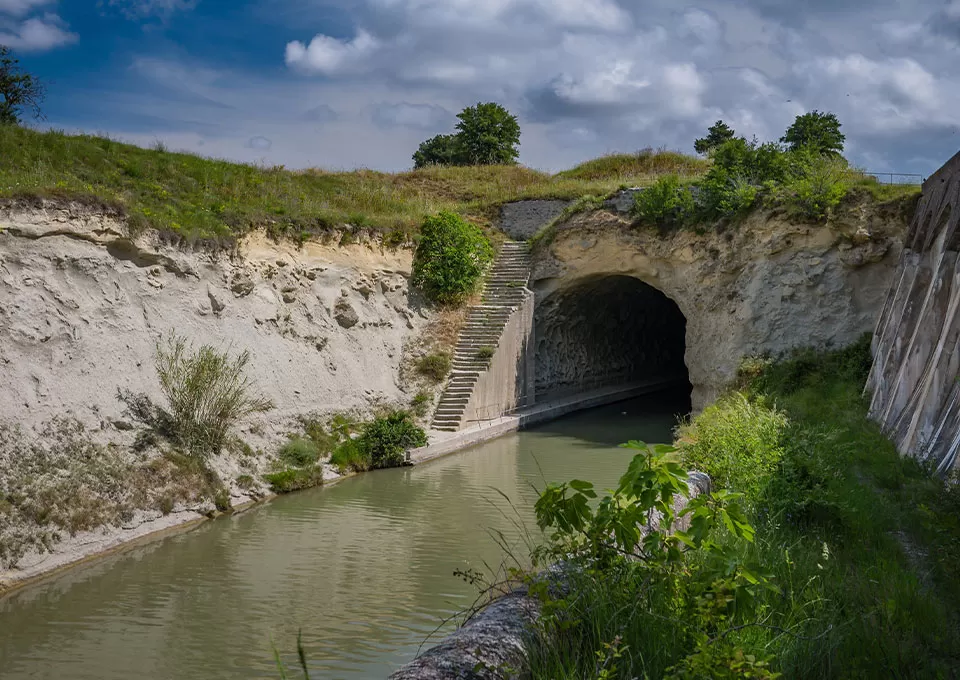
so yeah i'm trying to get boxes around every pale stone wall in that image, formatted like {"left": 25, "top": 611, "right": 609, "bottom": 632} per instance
{"left": 533, "top": 197, "right": 909, "bottom": 410}
{"left": 460, "top": 291, "right": 536, "bottom": 424}
{"left": 867, "top": 150, "right": 960, "bottom": 474}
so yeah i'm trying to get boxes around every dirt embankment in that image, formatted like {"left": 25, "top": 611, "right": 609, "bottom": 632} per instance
{"left": 0, "top": 203, "right": 440, "bottom": 591}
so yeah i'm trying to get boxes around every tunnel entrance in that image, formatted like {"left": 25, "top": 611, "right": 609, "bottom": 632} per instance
{"left": 534, "top": 275, "right": 690, "bottom": 407}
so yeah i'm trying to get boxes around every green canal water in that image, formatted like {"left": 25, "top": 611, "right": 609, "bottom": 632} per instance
{"left": 0, "top": 390, "right": 689, "bottom": 679}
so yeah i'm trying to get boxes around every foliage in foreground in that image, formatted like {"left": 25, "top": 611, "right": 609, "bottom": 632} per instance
{"left": 412, "top": 211, "right": 494, "bottom": 305}
{"left": 119, "top": 333, "right": 273, "bottom": 457}
{"left": 525, "top": 339, "right": 960, "bottom": 679}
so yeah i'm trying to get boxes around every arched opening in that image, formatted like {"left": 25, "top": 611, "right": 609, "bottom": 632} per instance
{"left": 534, "top": 275, "right": 690, "bottom": 408}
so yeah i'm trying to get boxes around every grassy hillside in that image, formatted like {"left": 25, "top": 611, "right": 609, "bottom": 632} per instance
{"left": 0, "top": 126, "right": 708, "bottom": 242}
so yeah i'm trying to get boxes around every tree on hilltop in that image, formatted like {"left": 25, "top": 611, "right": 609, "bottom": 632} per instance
{"left": 0, "top": 46, "right": 45, "bottom": 126}
{"left": 781, "top": 110, "right": 845, "bottom": 156}
{"left": 413, "top": 133, "right": 467, "bottom": 169}
{"left": 454, "top": 102, "right": 520, "bottom": 166}
{"left": 694, "top": 120, "right": 736, "bottom": 155}
{"left": 412, "top": 102, "right": 521, "bottom": 168}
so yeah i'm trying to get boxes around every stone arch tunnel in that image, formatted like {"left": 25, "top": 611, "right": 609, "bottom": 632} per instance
{"left": 532, "top": 274, "right": 691, "bottom": 404}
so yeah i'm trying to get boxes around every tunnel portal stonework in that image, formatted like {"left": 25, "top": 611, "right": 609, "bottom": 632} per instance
{"left": 531, "top": 200, "right": 910, "bottom": 411}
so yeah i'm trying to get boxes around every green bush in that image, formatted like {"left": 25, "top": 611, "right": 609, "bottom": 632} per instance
{"left": 412, "top": 211, "right": 493, "bottom": 304}
{"left": 632, "top": 174, "right": 695, "bottom": 229}
{"left": 329, "top": 438, "right": 370, "bottom": 473}
{"left": 119, "top": 333, "right": 273, "bottom": 457}
{"left": 279, "top": 437, "right": 321, "bottom": 467}
{"left": 263, "top": 465, "right": 324, "bottom": 493}
{"left": 355, "top": 410, "right": 427, "bottom": 469}
{"left": 779, "top": 153, "right": 848, "bottom": 220}
{"left": 676, "top": 392, "right": 788, "bottom": 501}
{"left": 417, "top": 352, "right": 452, "bottom": 382}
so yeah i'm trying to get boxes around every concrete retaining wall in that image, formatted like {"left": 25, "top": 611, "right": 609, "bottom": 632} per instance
{"left": 460, "top": 291, "right": 536, "bottom": 427}
{"left": 867, "top": 149, "right": 960, "bottom": 474}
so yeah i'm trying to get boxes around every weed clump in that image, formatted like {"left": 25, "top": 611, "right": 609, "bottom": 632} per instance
{"left": 119, "top": 333, "right": 273, "bottom": 457}
{"left": 264, "top": 466, "right": 325, "bottom": 494}
{"left": 417, "top": 352, "right": 452, "bottom": 382}
{"left": 278, "top": 437, "right": 321, "bottom": 467}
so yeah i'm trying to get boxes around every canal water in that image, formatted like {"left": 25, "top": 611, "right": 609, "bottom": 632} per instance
{"left": 0, "top": 389, "right": 689, "bottom": 680}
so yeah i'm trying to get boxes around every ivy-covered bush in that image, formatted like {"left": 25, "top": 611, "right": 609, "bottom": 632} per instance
{"left": 412, "top": 211, "right": 494, "bottom": 305}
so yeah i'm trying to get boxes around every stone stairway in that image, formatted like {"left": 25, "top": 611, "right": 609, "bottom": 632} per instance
{"left": 431, "top": 241, "right": 532, "bottom": 432}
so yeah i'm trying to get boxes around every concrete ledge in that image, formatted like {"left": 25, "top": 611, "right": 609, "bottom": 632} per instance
{"left": 409, "top": 378, "right": 681, "bottom": 465}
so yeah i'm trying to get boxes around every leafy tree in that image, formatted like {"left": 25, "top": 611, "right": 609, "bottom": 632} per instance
{"left": 454, "top": 101, "right": 521, "bottom": 165}
{"left": 780, "top": 110, "right": 845, "bottom": 156}
{"left": 412, "top": 211, "right": 494, "bottom": 304}
{"left": 693, "top": 120, "right": 736, "bottom": 155}
{"left": 411, "top": 101, "right": 521, "bottom": 168}
{"left": 412, "top": 133, "right": 467, "bottom": 169}
{"left": 0, "top": 46, "right": 45, "bottom": 125}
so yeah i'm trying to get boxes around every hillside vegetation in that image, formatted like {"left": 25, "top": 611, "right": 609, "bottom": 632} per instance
{"left": 0, "top": 126, "right": 707, "bottom": 242}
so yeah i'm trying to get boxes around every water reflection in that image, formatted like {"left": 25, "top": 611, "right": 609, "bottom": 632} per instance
{"left": 0, "top": 392, "right": 686, "bottom": 680}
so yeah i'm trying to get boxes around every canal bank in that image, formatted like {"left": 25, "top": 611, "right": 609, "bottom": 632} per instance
{"left": 0, "top": 390, "right": 690, "bottom": 680}
{"left": 0, "top": 379, "right": 683, "bottom": 598}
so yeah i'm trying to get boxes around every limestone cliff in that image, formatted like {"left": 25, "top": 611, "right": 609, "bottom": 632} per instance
{"left": 867, "top": 151, "right": 960, "bottom": 474}
{"left": 0, "top": 204, "right": 431, "bottom": 442}
{"left": 532, "top": 193, "right": 913, "bottom": 409}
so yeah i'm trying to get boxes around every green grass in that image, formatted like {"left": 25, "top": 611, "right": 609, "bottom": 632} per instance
{"left": 526, "top": 338, "right": 960, "bottom": 679}
{"left": 263, "top": 465, "right": 324, "bottom": 494}
{"left": 0, "top": 126, "right": 709, "bottom": 241}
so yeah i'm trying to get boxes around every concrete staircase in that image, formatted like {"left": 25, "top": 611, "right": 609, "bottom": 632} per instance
{"left": 431, "top": 241, "right": 532, "bottom": 432}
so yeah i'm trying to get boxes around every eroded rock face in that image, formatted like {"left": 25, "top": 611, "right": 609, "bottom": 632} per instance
{"left": 867, "top": 150, "right": 960, "bottom": 474}
{"left": 0, "top": 205, "right": 426, "bottom": 438}
{"left": 533, "top": 196, "right": 910, "bottom": 409}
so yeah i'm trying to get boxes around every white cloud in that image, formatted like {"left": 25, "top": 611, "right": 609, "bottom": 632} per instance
{"left": 371, "top": 102, "right": 450, "bottom": 129}
{"left": 107, "top": 0, "right": 197, "bottom": 19}
{"left": 285, "top": 30, "right": 378, "bottom": 75}
{"left": 0, "top": 0, "right": 50, "bottom": 17}
{"left": 60, "top": 0, "right": 960, "bottom": 175}
{"left": 0, "top": 13, "right": 76, "bottom": 51}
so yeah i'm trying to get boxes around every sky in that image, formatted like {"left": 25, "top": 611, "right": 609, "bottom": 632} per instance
{"left": 3, "top": 0, "right": 960, "bottom": 175}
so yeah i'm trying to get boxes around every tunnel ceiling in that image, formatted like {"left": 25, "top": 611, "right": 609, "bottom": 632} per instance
{"left": 534, "top": 275, "right": 688, "bottom": 399}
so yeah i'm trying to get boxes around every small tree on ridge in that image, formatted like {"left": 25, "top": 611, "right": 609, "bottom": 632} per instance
{"left": 694, "top": 120, "right": 736, "bottom": 155}
{"left": 781, "top": 110, "right": 845, "bottom": 156}
{"left": 0, "top": 46, "right": 45, "bottom": 125}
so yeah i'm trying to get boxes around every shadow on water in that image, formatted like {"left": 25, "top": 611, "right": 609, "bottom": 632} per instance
{"left": 0, "top": 393, "right": 688, "bottom": 680}
{"left": 526, "top": 385, "right": 692, "bottom": 447}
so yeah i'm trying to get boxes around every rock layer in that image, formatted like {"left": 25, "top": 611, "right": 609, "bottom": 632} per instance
{"left": 867, "top": 150, "right": 960, "bottom": 474}
{"left": 0, "top": 204, "right": 428, "bottom": 440}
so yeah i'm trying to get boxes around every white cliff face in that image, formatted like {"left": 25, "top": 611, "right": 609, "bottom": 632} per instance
{"left": 0, "top": 205, "right": 430, "bottom": 440}
{"left": 867, "top": 151, "right": 960, "bottom": 475}
{"left": 533, "top": 194, "right": 911, "bottom": 410}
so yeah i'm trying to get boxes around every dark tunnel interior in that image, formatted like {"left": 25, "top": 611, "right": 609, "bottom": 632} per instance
{"left": 534, "top": 275, "right": 690, "bottom": 405}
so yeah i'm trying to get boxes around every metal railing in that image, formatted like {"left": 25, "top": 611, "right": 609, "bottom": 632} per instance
{"left": 857, "top": 171, "right": 925, "bottom": 186}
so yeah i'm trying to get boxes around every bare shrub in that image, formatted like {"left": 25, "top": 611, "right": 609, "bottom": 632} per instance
{"left": 120, "top": 334, "right": 273, "bottom": 457}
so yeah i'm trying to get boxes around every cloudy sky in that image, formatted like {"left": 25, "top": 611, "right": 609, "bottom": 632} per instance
{"left": 4, "top": 0, "right": 960, "bottom": 174}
